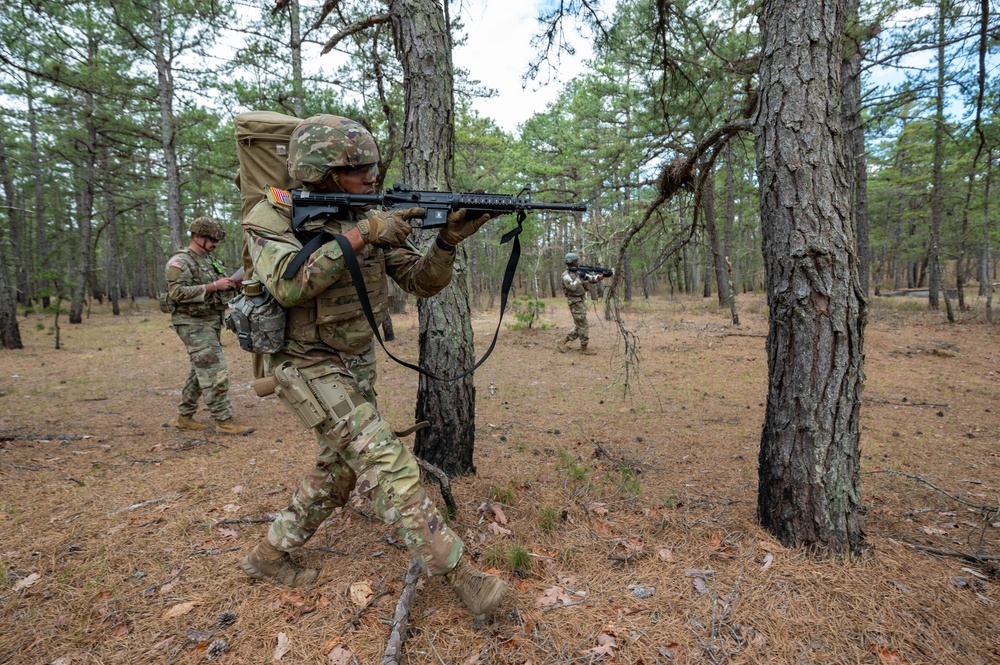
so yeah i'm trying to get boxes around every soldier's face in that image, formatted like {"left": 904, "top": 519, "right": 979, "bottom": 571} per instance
{"left": 195, "top": 234, "right": 220, "bottom": 252}
{"left": 333, "top": 163, "right": 378, "bottom": 194}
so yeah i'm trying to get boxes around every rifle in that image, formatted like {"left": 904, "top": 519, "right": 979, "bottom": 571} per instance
{"left": 290, "top": 182, "right": 587, "bottom": 231}
{"left": 280, "top": 183, "right": 586, "bottom": 383}
{"left": 574, "top": 265, "right": 615, "bottom": 280}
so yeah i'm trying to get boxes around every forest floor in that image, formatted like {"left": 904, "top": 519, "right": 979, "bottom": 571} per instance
{"left": 0, "top": 292, "right": 998, "bottom": 665}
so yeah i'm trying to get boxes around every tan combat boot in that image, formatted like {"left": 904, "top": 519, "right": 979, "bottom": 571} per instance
{"left": 580, "top": 343, "right": 597, "bottom": 356}
{"left": 556, "top": 337, "right": 570, "bottom": 353}
{"left": 214, "top": 418, "right": 255, "bottom": 435}
{"left": 176, "top": 414, "right": 206, "bottom": 431}
{"left": 240, "top": 539, "right": 318, "bottom": 587}
{"left": 445, "top": 560, "right": 507, "bottom": 620}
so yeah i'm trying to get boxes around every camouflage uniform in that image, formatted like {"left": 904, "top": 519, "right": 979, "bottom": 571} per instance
{"left": 562, "top": 268, "right": 597, "bottom": 346}
{"left": 243, "top": 185, "right": 464, "bottom": 576}
{"left": 165, "top": 249, "right": 233, "bottom": 421}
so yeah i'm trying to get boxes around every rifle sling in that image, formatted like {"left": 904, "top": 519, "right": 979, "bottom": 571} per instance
{"left": 282, "top": 215, "right": 524, "bottom": 382}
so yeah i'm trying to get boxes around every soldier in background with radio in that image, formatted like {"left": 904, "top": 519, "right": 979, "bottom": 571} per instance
{"left": 557, "top": 252, "right": 605, "bottom": 355}
{"left": 235, "top": 114, "right": 507, "bottom": 622}
{"left": 164, "top": 217, "right": 254, "bottom": 435}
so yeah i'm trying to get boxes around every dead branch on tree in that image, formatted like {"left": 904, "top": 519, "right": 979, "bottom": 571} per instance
{"left": 607, "top": 117, "right": 753, "bottom": 397}
{"left": 321, "top": 14, "right": 391, "bottom": 55}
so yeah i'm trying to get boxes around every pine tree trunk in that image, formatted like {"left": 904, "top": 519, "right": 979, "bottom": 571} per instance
{"left": 841, "top": 0, "right": 870, "bottom": 297}
{"left": 928, "top": 0, "right": 947, "bottom": 309}
{"left": 0, "top": 134, "right": 29, "bottom": 307}
{"left": 150, "top": 0, "right": 183, "bottom": 252}
{"left": 755, "top": 0, "right": 866, "bottom": 557}
{"left": 703, "top": 167, "right": 737, "bottom": 324}
{"left": 70, "top": 94, "right": 97, "bottom": 325}
{"left": 982, "top": 150, "right": 994, "bottom": 321}
{"left": 0, "top": 242, "right": 22, "bottom": 348}
{"left": 28, "top": 81, "right": 50, "bottom": 309}
{"left": 101, "top": 151, "right": 122, "bottom": 316}
{"left": 389, "top": 0, "right": 476, "bottom": 477}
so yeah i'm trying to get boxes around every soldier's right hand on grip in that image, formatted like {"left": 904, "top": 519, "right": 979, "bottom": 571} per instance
{"left": 357, "top": 207, "right": 425, "bottom": 247}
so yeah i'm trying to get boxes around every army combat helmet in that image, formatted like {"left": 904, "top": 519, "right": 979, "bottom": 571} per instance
{"left": 564, "top": 252, "right": 580, "bottom": 265}
{"left": 286, "top": 114, "right": 380, "bottom": 185}
{"left": 189, "top": 216, "right": 226, "bottom": 241}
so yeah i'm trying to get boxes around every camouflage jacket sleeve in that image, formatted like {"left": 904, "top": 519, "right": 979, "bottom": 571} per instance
{"left": 165, "top": 252, "right": 208, "bottom": 303}
{"left": 562, "top": 270, "right": 588, "bottom": 298}
{"left": 245, "top": 226, "right": 356, "bottom": 308}
{"left": 384, "top": 241, "right": 455, "bottom": 298}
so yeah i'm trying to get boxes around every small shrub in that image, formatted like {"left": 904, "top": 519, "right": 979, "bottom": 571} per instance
{"left": 485, "top": 542, "right": 533, "bottom": 575}
{"left": 538, "top": 507, "right": 562, "bottom": 532}
{"left": 661, "top": 493, "right": 682, "bottom": 509}
{"left": 555, "top": 448, "right": 591, "bottom": 482}
{"left": 489, "top": 484, "right": 516, "bottom": 505}
{"left": 616, "top": 465, "right": 643, "bottom": 496}
{"left": 506, "top": 298, "right": 553, "bottom": 330}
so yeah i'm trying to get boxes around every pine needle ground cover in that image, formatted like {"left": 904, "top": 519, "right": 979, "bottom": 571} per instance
{"left": 1, "top": 294, "right": 997, "bottom": 664}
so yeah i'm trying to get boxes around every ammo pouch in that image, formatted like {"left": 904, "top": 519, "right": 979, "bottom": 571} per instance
{"left": 225, "top": 288, "right": 286, "bottom": 353}
{"left": 157, "top": 293, "right": 175, "bottom": 314}
{"left": 272, "top": 362, "right": 368, "bottom": 434}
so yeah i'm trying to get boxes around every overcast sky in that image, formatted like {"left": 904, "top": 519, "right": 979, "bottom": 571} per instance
{"left": 450, "top": 2, "right": 611, "bottom": 134}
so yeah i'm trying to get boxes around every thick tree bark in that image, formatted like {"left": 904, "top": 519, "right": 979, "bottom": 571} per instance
{"left": 754, "top": 0, "right": 867, "bottom": 557}
{"left": 0, "top": 135, "right": 29, "bottom": 306}
{"left": 288, "top": 0, "right": 304, "bottom": 116}
{"left": 841, "top": 0, "right": 870, "bottom": 297}
{"left": 0, "top": 132, "right": 24, "bottom": 347}
{"left": 0, "top": 242, "right": 22, "bottom": 348}
{"left": 388, "top": 0, "right": 476, "bottom": 476}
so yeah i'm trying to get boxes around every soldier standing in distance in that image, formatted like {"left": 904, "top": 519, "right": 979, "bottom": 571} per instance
{"left": 165, "top": 217, "right": 254, "bottom": 435}
{"left": 238, "top": 114, "right": 507, "bottom": 622}
{"left": 557, "top": 252, "right": 604, "bottom": 355}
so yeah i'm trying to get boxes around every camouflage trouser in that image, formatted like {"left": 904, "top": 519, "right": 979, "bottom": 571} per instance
{"left": 174, "top": 323, "right": 232, "bottom": 421}
{"left": 565, "top": 299, "right": 589, "bottom": 345}
{"left": 267, "top": 346, "right": 463, "bottom": 577}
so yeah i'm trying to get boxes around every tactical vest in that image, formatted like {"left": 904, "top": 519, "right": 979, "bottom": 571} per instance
{"left": 244, "top": 197, "right": 388, "bottom": 355}
{"left": 169, "top": 249, "right": 228, "bottom": 318}
{"left": 562, "top": 270, "right": 586, "bottom": 302}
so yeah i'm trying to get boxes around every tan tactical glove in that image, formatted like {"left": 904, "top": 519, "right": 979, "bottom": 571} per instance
{"left": 357, "top": 207, "right": 425, "bottom": 247}
{"left": 438, "top": 209, "right": 494, "bottom": 247}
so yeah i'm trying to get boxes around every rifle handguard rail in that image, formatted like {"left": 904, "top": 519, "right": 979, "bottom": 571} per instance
{"left": 292, "top": 182, "right": 587, "bottom": 231}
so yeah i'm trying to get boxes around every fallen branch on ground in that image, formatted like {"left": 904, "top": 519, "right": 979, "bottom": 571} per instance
{"left": 866, "top": 469, "right": 999, "bottom": 517}
{"left": 415, "top": 456, "right": 457, "bottom": 516}
{"left": 379, "top": 557, "right": 422, "bottom": 665}
{"left": 902, "top": 542, "right": 999, "bottom": 563}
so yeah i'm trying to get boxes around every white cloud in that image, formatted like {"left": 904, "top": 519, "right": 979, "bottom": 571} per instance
{"left": 452, "top": 1, "right": 607, "bottom": 134}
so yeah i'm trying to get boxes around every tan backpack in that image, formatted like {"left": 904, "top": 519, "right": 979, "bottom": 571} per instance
{"left": 233, "top": 111, "right": 301, "bottom": 378}
{"left": 234, "top": 111, "right": 302, "bottom": 219}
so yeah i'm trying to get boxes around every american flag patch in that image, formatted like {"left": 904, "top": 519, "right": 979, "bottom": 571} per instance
{"left": 270, "top": 186, "right": 291, "bottom": 206}
{"left": 169, "top": 260, "right": 184, "bottom": 269}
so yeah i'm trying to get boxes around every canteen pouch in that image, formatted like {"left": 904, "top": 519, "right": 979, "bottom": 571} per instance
{"left": 224, "top": 287, "right": 286, "bottom": 353}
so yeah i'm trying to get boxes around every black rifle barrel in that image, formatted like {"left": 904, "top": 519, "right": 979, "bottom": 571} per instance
{"left": 292, "top": 183, "right": 586, "bottom": 230}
